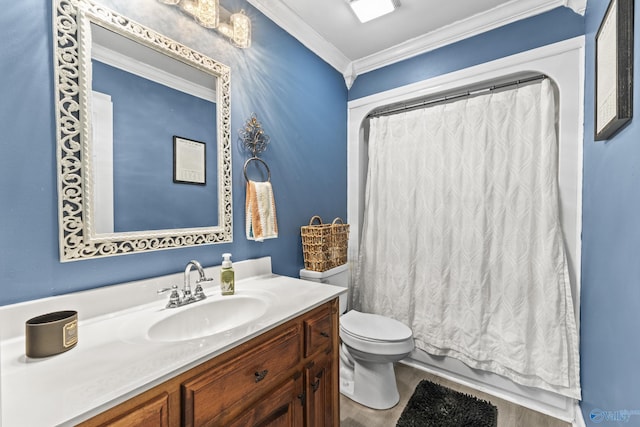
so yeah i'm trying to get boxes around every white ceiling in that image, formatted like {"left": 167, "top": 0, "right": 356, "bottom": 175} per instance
{"left": 248, "top": 0, "right": 585, "bottom": 87}
{"left": 279, "top": 0, "right": 514, "bottom": 60}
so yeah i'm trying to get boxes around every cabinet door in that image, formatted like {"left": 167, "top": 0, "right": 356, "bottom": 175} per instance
{"left": 91, "top": 392, "right": 170, "bottom": 427}
{"left": 305, "top": 352, "right": 336, "bottom": 427}
{"left": 227, "top": 375, "right": 304, "bottom": 427}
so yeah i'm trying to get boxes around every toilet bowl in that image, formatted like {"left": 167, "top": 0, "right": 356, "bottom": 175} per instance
{"left": 299, "top": 265, "right": 414, "bottom": 410}
{"left": 339, "top": 309, "right": 414, "bottom": 409}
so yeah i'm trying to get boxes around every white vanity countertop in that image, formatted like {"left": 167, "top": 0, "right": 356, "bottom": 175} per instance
{"left": 0, "top": 257, "right": 345, "bottom": 426}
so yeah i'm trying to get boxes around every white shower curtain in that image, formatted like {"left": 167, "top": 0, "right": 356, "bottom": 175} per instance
{"left": 354, "top": 79, "right": 580, "bottom": 399}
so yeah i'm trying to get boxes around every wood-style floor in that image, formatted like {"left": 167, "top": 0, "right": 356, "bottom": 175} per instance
{"left": 340, "top": 364, "right": 571, "bottom": 427}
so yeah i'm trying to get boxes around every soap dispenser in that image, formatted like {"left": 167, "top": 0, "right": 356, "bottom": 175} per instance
{"left": 220, "top": 253, "right": 235, "bottom": 295}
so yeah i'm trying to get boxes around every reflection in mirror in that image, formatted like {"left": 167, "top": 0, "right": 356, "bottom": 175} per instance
{"left": 53, "top": 0, "right": 232, "bottom": 261}
{"left": 90, "top": 24, "right": 218, "bottom": 233}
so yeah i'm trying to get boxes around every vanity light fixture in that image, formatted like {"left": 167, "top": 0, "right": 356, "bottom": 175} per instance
{"left": 347, "top": 0, "right": 400, "bottom": 23}
{"left": 158, "top": 0, "right": 251, "bottom": 48}
{"left": 216, "top": 9, "right": 252, "bottom": 48}
{"left": 194, "top": 0, "right": 220, "bottom": 28}
{"left": 229, "top": 10, "right": 251, "bottom": 48}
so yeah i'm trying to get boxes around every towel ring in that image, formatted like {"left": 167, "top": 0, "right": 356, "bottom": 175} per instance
{"left": 244, "top": 157, "right": 271, "bottom": 182}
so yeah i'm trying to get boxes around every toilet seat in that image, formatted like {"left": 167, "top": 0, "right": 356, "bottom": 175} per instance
{"left": 339, "top": 310, "right": 414, "bottom": 357}
{"left": 340, "top": 310, "right": 412, "bottom": 342}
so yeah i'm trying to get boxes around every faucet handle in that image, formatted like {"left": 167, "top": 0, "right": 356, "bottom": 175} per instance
{"left": 194, "top": 277, "right": 213, "bottom": 301}
{"left": 158, "top": 285, "right": 181, "bottom": 308}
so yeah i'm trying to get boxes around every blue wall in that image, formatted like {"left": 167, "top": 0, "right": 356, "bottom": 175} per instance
{"left": 0, "top": 0, "right": 347, "bottom": 305}
{"left": 93, "top": 60, "right": 218, "bottom": 232}
{"left": 580, "top": 0, "right": 640, "bottom": 424}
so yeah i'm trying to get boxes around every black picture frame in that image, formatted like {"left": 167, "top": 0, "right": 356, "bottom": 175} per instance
{"left": 173, "top": 136, "right": 206, "bottom": 185}
{"left": 595, "top": 0, "right": 634, "bottom": 141}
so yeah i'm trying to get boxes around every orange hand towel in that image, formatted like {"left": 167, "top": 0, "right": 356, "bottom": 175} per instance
{"left": 246, "top": 180, "right": 278, "bottom": 241}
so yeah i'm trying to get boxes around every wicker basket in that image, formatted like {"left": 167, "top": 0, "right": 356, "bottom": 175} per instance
{"left": 301, "top": 216, "right": 349, "bottom": 272}
{"left": 329, "top": 217, "right": 349, "bottom": 268}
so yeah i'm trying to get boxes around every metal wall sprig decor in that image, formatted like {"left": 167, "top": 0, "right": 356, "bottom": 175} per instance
{"left": 239, "top": 113, "right": 270, "bottom": 157}
{"left": 240, "top": 113, "right": 271, "bottom": 182}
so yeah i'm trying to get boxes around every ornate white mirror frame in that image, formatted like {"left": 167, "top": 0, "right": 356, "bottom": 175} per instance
{"left": 53, "top": 0, "right": 232, "bottom": 261}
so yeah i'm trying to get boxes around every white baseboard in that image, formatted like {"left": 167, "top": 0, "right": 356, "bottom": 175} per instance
{"left": 573, "top": 405, "right": 586, "bottom": 427}
{"left": 401, "top": 354, "right": 578, "bottom": 424}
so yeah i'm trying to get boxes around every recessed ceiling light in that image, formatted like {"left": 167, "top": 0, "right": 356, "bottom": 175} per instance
{"left": 347, "top": 0, "right": 400, "bottom": 23}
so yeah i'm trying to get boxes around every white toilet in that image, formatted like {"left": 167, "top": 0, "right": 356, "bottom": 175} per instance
{"left": 300, "top": 264, "right": 414, "bottom": 410}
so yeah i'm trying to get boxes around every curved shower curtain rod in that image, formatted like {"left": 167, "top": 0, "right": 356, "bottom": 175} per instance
{"left": 368, "top": 74, "right": 547, "bottom": 118}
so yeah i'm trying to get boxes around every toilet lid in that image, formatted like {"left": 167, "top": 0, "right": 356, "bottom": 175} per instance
{"left": 340, "top": 310, "right": 412, "bottom": 342}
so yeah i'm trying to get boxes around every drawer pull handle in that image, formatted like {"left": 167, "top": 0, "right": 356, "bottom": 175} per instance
{"left": 254, "top": 369, "right": 269, "bottom": 383}
{"left": 311, "top": 378, "right": 321, "bottom": 392}
{"left": 320, "top": 332, "right": 329, "bottom": 338}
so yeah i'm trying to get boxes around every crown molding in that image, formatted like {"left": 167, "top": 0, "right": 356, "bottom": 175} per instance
{"left": 564, "top": 0, "right": 587, "bottom": 15}
{"left": 248, "top": 0, "right": 586, "bottom": 88}
{"left": 92, "top": 44, "right": 217, "bottom": 102}
{"left": 351, "top": 0, "right": 586, "bottom": 78}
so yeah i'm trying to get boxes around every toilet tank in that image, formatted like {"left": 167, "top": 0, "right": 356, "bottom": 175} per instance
{"left": 300, "top": 264, "right": 349, "bottom": 313}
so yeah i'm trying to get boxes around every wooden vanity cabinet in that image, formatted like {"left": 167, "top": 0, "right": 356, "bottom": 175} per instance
{"left": 79, "top": 298, "right": 339, "bottom": 427}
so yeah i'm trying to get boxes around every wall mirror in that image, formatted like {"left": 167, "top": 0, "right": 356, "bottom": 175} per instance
{"left": 53, "top": 0, "right": 232, "bottom": 261}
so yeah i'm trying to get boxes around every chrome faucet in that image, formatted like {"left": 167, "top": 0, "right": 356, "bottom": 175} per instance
{"left": 184, "top": 260, "right": 213, "bottom": 302}
{"left": 158, "top": 260, "right": 214, "bottom": 308}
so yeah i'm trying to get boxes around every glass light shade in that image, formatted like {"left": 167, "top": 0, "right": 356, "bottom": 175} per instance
{"left": 216, "top": 22, "right": 234, "bottom": 38}
{"left": 159, "top": 0, "right": 180, "bottom": 4}
{"left": 195, "top": 0, "right": 219, "bottom": 29}
{"left": 349, "top": 0, "right": 398, "bottom": 23}
{"left": 179, "top": 0, "right": 198, "bottom": 15}
{"left": 230, "top": 10, "right": 251, "bottom": 48}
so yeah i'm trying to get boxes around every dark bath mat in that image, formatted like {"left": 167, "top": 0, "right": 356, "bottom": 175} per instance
{"left": 396, "top": 380, "right": 497, "bottom": 427}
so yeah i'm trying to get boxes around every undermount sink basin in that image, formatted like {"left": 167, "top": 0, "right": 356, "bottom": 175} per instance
{"left": 147, "top": 295, "right": 269, "bottom": 342}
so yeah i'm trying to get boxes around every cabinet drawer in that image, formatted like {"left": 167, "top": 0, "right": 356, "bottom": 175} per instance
{"left": 182, "top": 324, "right": 301, "bottom": 426}
{"left": 304, "top": 306, "right": 332, "bottom": 357}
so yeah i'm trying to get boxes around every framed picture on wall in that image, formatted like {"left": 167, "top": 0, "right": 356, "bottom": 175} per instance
{"left": 173, "top": 136, "right": 206, "bottom": 185}
{"left": 595, "top": 0, "right": 634, "bottom": 141}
